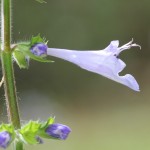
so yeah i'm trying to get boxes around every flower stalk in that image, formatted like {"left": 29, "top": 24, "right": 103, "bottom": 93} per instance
{"left": 1, "top": 0, "right": 23, "bottom": 149}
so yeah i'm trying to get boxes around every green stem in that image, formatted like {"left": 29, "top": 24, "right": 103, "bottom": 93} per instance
{"left": 1, "top": 53, "right": 21, "bottom": 127}
{"left": 1, "top": 0, "right": 23, "bottom": 149}
{"left": 13, "top": 141, "right": 24, "bottom": 150}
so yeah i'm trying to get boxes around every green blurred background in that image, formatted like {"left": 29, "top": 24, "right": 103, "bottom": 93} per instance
{"left": 1, "top": 0, "right": 150, "bottom": 149}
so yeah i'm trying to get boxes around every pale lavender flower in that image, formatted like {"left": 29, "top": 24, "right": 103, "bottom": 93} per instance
{"left": 30, "top": 40, "right": 140, "bottom": 91}
{"left": 47, "top": 40, "right": 140, "bottom": 91}
{"left": 45, "top": 124, "right": 71, "bottom": 140}
{"left": 0, "top": 131, "right": 11, "bottom": 149}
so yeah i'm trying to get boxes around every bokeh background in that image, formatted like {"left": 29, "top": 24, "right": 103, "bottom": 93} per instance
{"left": 1, "top": 0, "right": 150, "bottom": 149}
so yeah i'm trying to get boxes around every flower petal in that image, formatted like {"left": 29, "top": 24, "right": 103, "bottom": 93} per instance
{"left": 104, "top": 40, "right": 119, "bottom": 53}
{"left": 46, "top": 40, "right": 140, "bottom": 91}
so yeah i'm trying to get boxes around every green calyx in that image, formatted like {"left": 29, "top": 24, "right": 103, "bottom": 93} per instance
{"left": 30, "top": 34, "right": 47, "bottom": 46}
{"left": 19, "top": 121, "right": 41, "bottom": 144}
{"left": 36, "top": 117, "right": 56, "bottom": 139}
{"left": 19, "top": 117, "right": 55, "bottom": 144}
{"left": 12, "top": 35, "right": 53, "bottom": 69}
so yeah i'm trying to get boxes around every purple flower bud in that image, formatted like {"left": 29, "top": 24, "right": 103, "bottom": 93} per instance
{"left": 0, "top": 131, "right": 11, "bottom": 149}
{"left": 45, "top": 124, "right": 71, "bottom": 140}
{"left": 30, "top": 43, "right": 48, "bottom": 56}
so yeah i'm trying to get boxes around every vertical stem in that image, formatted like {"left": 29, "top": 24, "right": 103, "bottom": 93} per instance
{"left": 1, "top": 0, "right": 23, "bottom": 149}
{"left": 13, "top": 141, "right": 24, "bottom": 150}
{"left": 1, "top": 0, "right": 10, "bottom": 50}
{"left": 1, "top": 53, "right": 21, "bottom": 127}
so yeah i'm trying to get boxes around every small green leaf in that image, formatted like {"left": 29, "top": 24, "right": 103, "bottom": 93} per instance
{"left": 37, "top": 117, "right": 55, "bottom": 139}
{"left": 13, "top": 50, "right": 29, "bottom": 69}
{"left": 30, "top": 34, "right": 46, "bottom": 46}
{"left": 40, "top": 117, "right": 55, "bottom": 129}
{"left": 0, "top": 124, "right": 15, "bottom": 142}
{"left": 19, "top": 121, "right": 41, "bottom": 144}
{"left": 0, "top": 124, "right": 14, "bottom": 132}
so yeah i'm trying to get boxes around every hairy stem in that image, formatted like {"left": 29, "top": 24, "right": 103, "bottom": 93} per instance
{"left": 1, "top": 53, "right": 20, "bottom": 127}
{"left": 1, "top": 0, "right": 23, "bottom": 149}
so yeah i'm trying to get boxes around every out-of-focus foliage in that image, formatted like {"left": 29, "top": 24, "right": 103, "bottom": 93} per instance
{"left": 35, "top": 0, "right": 46, "bottom": 4}
{"left": 1, "top": 0, "right": 150, "bottom": 150}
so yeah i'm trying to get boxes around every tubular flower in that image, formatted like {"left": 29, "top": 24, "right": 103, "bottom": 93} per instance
{"left": 0, "top": 131, "right": 11, "bottom": 149}
{"left": 47, "top": 40, "right": 140, "bottom": 91}
{"left": 30, "top": 40, "right": 140, "bottom": 91}
{"left": 45, "top": 124, "right": 71, "bottom": 140}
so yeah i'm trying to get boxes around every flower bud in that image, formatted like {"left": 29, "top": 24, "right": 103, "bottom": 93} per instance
{"left": 45, "top": 124, "right": 71, "bottom": 140}
{"left": 30, "top": 43, "right": 48, "bottom": 56}
{"left": 0, "top": 131, "right": 11, "bottom": 149}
